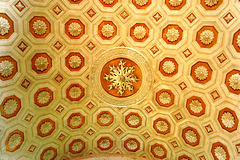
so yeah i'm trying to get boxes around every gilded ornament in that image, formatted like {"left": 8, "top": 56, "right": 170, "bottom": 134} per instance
{"left": 0, "top": 60, "right": 14, "bottom": 77}
{"left": 68, "top": 22, "right": 82, "bottom": 37}
{"left": 69, "top": 55, "right": 81, "bottom": 69}
{"left": 7, "top": 133, "right": 21, "bottom": 149}
{"left": 221, "top": 112, "right": 235, "bottom": 128}
{"left": 156, "top": 120, "right": 168, "bottom": 132}
{"left": 169, "top": 0, "right": 183, "bottom": 7}
{"left": 229, "top": 73, "right": 240, "bottom": 90}
{"left": 99, "top": 139, "right": 111, "bottom": 149}
{"left": 40, "top": 121, "right": 53, "bottom": 134}
{"left": 99, "top": 113, "right": 111, "bottom": 124}
{"left": 37, "top": 91, "right": 50, "bottom": 104}
{"left": 194, "top": 66, "right": 208, "bottom": 81}
{"left": 189, "top": 100, "right": 202, "bottom": 113}
{"left": 205, "top": 0, "right": 219, "bottom": 6}
{"left": 71, "top": 141, "right": 83, "bottom": 152}
{"left": 153, "top": 146, "right": 164, "bottom": 157}
{"left": 126, "top": 140, "right": 138, "bottom": 150}
{"left": 162, "top": 61, "right": 175, "bottom": 74}
{"left": 70, "top": 115, "right": 82, "bottom": 127}
{"left": 0, "top": 17, "right": 10, "bottom": 36}
{"left": 200, "top": 30, "right": 214, "bottom": 45}
{"left": 133, "top": 26, "right": 146, "bottom": 40}
{"left": 166, "top": 28, "right": 179, "bottom": 42}
{"left": 185, "top": 130, "right": 197, "bottom": 143}
{"left": 214, "top": 146, "right": 227, "bottom": 160}
{"left": 42, "top": 149, "right": 55, "bottom": 160}
{"left": 33, "top": 20, "right": 47, "bottom": 35}
{"left": 3, "top": 99, "right": 18, "bottom": 115}
{"left": 103, "top": 0, "right": 114, "bottom": 4}
{"left": 135, "top": 0, "right": 148, "bottom": 6}
{"left": 159, "top": 92, "right": 171, "bottom": 104}
{"left": 104, "top": 60, "right": 139, "bottom": 96}
{"left": 69, "top": 86, "right": 81, "bottom": 99}
{"left": 34, "top": 56, "right": 49, "bottom": 71}
{"left": 101, "top": 24, "right": 115, "bottom": 38}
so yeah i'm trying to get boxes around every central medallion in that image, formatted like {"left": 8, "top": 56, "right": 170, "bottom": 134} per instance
{"left": 101, "top": 58, "right": 142, "bottom": 97}
{"left": 91, "top": 47, "right": 152, "bottom": 107}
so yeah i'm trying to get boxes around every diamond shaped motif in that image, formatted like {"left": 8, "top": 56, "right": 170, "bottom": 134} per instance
{"left": 174, "top": 112, "right": 183, "bottom": 120}
{"left": 150, "top": 45, "right": 159, "bottom": 54}
{"left": 18, "top": 41, "right": 28, "bottom": 52}
{"left": 178, "top": 82, "right": 187, "bottom": 90}
{"left": 199, "top": 155, "right": 206, "bottom": 160}
{"left": 153, "top": 12, "right": 162, "bottom": 22}
{"left": 183, "top": 49, "right": 192, "bottom": 58}
{"left": 210, "top": 90, "right": 220, "bottom": 100}
{"left": 120, "top": 10, "right": 129, "bottom": 19}
{"left": 15, "top": 1, "right": 26, "bottom": 12}
{"left": 223, "top": 12, "right": 234, "bottom": 24}
{"left": 171, "top": 140, "right": 179, "bottom": 148}
{"left": 87, "top": 9, "right": 96, "bottom": 18}
{"left": 142, "top": 132, "right": 150, "bottom": 139}
{"left": 28, "top": 145, "right": 36, "bottom": 152}
{"left": 217, "top": 53, "right": 227, "bottom": 64}
{"left": 87, "top": 42, "right": 96, "bottom": 50}
{"left": 145, "top": 106, "right": 153, "bottom": 113}
{"left": 25, "top": 113, "right": 33, "bottom": 122}
{"left": 86, "top": 102, "right": 95, "bottom": 109}
{"left": 187, "top": 13, "right": 196, "bottom": 23}
{"left": 87, "top": 128, "right": 95, "bottom": 136}
{"left": 236, "top": 144, "right": 240, "bottom": 154}
{"left": 58, "top": 133, "right": 66, "bottom": 141}
{"left": 53, "top": 5, "right": 62, "bottom": 15}
{"left": 54, "top": 41, "right": 63, "bottom": 50}
{"left": 205, "top": 124, "right": 213, "bottom": 133}
{"left": 56, "top": 105, "right": 64, "bottom": 113}
{"left": 115, "top": 128, "right": 123, "bottom": 135}
{"left": 55, "top": 74, "right": 63, "bottom": 83}
{"left": 21, "top": 79, "right": 31, "bottom": 89}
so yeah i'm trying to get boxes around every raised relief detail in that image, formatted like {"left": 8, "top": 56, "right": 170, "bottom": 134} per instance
{"left": 71, "top": 141, "right": 83, "bottom": 152}
{"left": 194, "top": 66, "right": 208, "bottom": 81}
{"left": 169, "top": 0, "right": 183, "bottom": 7}
{"left": 99, "top": 138, "right": 111, "bottom": 149}
{"left": 104, "top": 60, "right": 139, "bottom": 96}
{"left": 156, "top": 120, "right": 168, "bottom": 132}
{"left": 42, "top": 149, "right": 55, "bottom": 160}
{"left": 135, "top": 0, "right": 148, "bottom": 6}
{"left": 126, "top": 140, "right": 138, "bottom": 150}
{"left": 101, "top": 24, "right": 114, "bottom": 38}
{"left": 185, "top": 130, "right": 197, "bottom": 143}
{"left": 3, "top": 99, "right": 18, "bottom": 115}
{"left": 99, "top": 113, "right": 111, "bottom": 124}
{"left": 133, "top": 26, "right": 146, "bottom": 40}
{"left": 68, "top": 22, "right": 82, "bottom": 37}
{"left": 69, "top": 56, "right": 81, "bottom": 69}
{"left": 166, "top": 28, "right": 179, "bottom": 42}
{"left": 69, "top": 86, "right": 82, "bottom": 99}
{"left": 189, "top": 100, "right": 203, "bottom": 113}
{"left": 0, "top": 60, "right": 14, "bottom": 77}
{"left": 162, "top": 61, "right": 175, "bottom": 74}
{"left": 40, "top": 121, "right": 53, "bottom": 134}
{"left": 7, "top": 133, "right": 21, "bottom": 149}
{"left": 205, "top": 0, "right": 219, "bottom": 7}
{"left": 214, "top": 146, "right": 227, "bottom": 160}
{"left": 103, "top": 0, "right": 114, "bottom": 5}
{"left": 237, "top": 35, "right": 240, "bottom": 48}
{"left": 70, "top": 115, "right": 83, "bottom": 127}
{"left": 153, "top": 146, "right": 165, "bottom": 157}
{"left": 200, "top": 30, "right": 214, "bottom": 45}
{"left": 37, "top": 91, "right": 50, "bottom": 104}
{"left": 0, "top": 17, "right": 10, "bottom": 36}
{"left": 221, "top": 112, "right": 235, "bottom": 128}
{"left": 229, "top": 73, "right": 240, "bottom": 90}
{"left": 33, "top": 20, "right": 47, "bottom": 35}
{"left": 159, "top": 92, "right": 171, "bottom": 104}
{"left": 34, "top": 57, "right": 49, "bottom": 71}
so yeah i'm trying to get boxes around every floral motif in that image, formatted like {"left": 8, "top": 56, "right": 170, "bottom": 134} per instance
{"left": 159, "top": 92, "right": 171, "bottom": 104}
{"left": 0, "top": 60, "right": 14, "bottom": 77}
{"left": 70, "top": 115, "right": 82, "bottom": 127}
{"left": 237, "top": 35, "right": 240, "bottom": 48}
{"left": 99, "top": 138, "right": 111, "bottom": 149}
{"left": 169, "top": 0, "right": 183, "bottom": 7}
{"left": 166, "top": 28, "right": 179, "bottom": 42}
{"left": 40, "top": 121, "right": 53, "bottom": 134}
{"left": 104, "top": 60, "right": 139, "bottom": 96}
{"left": 156, "top": 120, "right": 168, "bottom": 132}
{"left": 69, "top": 86, "right": 82, "bottom": 99}
{"left": 189, "top": 100, "right": 203, "bottom": 113}
{"left": 103, "top": 0, "right": 114, "bottom": 4}
{"left": 0, "top": 17, "right": 10, "bottom": 36}
{"left": 133, "top": 26, "right": 146, "bottom": 40}
{"left": 221, "top": 112, "right": 235, "bottom": 128}
{"left": 33, "top": 20, "right": 47, "bottom": 35}
{"left": 34, "top": 57, "right": 49, "bottom": 71}
{"left": 194, "top": 66, "right": 208, "bottom": 80}
{"left": 200, "top": 30, "right": 214, "bottom": 45}
{"left": 153, "top": 146, "right": 164, "bottom": 157}
{"left": 127, "top": 115, "right": 140, "bottom": 126}
{"left": 135, "top": 0, "right": 148, "bottom": 6}
{"left": 8, "top": 133, "right": 21, "bottom": 149}
{"left": 68, "top": 22, "right": 82, "bottom": 37}
{"left": 229, "top": 73, "right": 240, "bottom": 90}
{"left": 69, "top": 55, "right": 81, "bottom": 69}
{"left": 37, "top": 91, "right": 50, "bottom": 104}
{"left": 205, "top": 0, "right": 219, "bottom": 7}
{"left": 3, "top": 99, "right": 18, "bottom": 115}
{"left": 162, "top": 61, "right": 175, "bottom": 74}
{"left": 99, "top": 113, "right": 111, "bottom": 124}
{"left": 126, "top": 140, "right": 138, "bottom": 150}
{"left": 71, "top": 141, "right": 83, "bottom": 152}
{"left": 42, "top": 149, "right": 55, "bottom": 160}
{"left": 101, "top": 24, "right": 114, "bottom": 38}
{"left": 214, "top": 146, "right": 227, "bottom": 160}
{"left": 185, "top": 130, "right": 197, "bottom": 143}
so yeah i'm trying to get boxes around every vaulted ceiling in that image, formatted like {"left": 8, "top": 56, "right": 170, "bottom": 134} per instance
{"left": 0, "top": 0, "right": 240, "bottom": 159}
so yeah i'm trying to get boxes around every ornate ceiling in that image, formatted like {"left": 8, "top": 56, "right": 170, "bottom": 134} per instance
{"left": 0, "top": 0, "right": 240, "bottom": 159}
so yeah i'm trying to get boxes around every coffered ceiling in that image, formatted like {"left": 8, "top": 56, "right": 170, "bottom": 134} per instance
{"left": 0, "top": 0, "right": 240, "bottom": 159}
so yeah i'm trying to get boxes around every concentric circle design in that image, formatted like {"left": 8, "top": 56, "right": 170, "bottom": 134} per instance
{"left": 5, "top": 129, "right": 24, "bottom": 152}
{"left": 125, "top": 112, "right": 142, "bottom": 128}
{"left": 67, "top": 113, "right": 85, "bottom": 129}
{"left": 218, "top": 108, "right": 238, "bottom": 132}
{"left": 0, "top": 95, "right": 21, "bottom": 119}
{"left": 97, "top": 137, "right": 113, "bottom": 150}
{"left": 153, "top": 118, "right": 171, "bottom": 134}
{"left": 151, "top": 143, "right": 167, "bottom": 159}
{"left": 124, "top": 138, "right": 140, "bottom": 152}
{"left": 182, "top": 126, "right": 200, "bottom": 146}
{"left": 37, "top": 118, "right": 55, "bottom": 137}
{"left": 40, "top": 147, "right": 57, "bottom": 160}
{"left": 186, "top": 96, "right": 206, "bottom": 117}
{"left": 91, "top": 47, "right": 152, "bottom": 107}
{"left": 34, "top": 87, "right": 53, "bottom": 107}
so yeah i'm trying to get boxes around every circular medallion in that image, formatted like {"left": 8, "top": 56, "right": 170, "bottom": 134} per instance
{"left": 91, "top": 47, "right": 152, "bottom": 107}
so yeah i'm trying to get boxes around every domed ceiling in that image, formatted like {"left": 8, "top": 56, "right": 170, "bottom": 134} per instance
{"left": 0, "top": 0, "right": 240, "bottom": 159}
